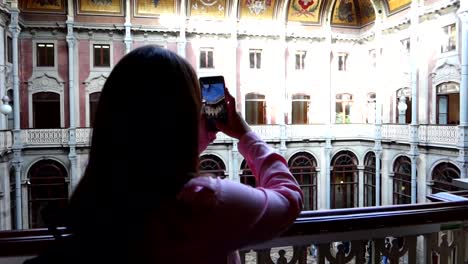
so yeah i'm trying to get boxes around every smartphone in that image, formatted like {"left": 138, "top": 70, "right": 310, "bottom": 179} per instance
{"left": 199, "top": 76, "right": 227, "bottom": 130}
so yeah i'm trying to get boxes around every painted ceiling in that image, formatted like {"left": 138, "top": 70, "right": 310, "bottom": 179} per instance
{"left": 20, "top": 0, "right": 412, "bottom": 27}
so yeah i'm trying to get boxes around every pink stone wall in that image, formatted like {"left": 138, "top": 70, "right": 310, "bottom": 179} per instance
{"left": 78, "top": 40, "right": 91, "bottom": 127}
{"left": 113, "top": 41, "right": 125, "bottom": 66}
{"left": 57, "top": 40, "right": 69, "bottom": 127}
{"left": 19, "top": 39, "right": 32, "bottom": 128}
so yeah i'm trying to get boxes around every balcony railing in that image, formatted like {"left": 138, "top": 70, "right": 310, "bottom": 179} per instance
{"left": 0, "top": 130, "right": 12, "bottom": 152}
{"left": 418, "top": 125, "right": 459, "bottom": 147}
{"left": 1, "top": 192, "right": 468, "bottom": 264}
{"left": 10, "top": 124, "right": 461, "bottom": 148}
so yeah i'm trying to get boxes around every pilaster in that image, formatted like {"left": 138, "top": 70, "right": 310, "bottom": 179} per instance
{"left": 457, "top": 3, "right": 468, "bottom": 178}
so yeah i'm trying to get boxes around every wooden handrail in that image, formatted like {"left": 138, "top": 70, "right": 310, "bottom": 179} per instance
{"left": 2, "top": 200, "right": 468, "bottom": 257}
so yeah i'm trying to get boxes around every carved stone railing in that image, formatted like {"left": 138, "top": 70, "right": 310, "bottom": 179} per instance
{"left": 0, "top": 130, "right": 12, "bottom": 152}
{"left": 1, "top": 194, "right": 468, "bottom": 264}
{"left": 286, "top": 124, "right": 327, "bottom": 141}
{"left": 75, "top": 128, "right": 92, "bottom": 145}
{"left": 20, "top": 129, "right": 69, "bottom": 147}
{"left": 331, "top": 124, "right": 375, "bottom": 140}
{"left": 9, "top": 124, "right": 463, "bottom": 149}
{"left": 381, "top": 124, "right": 410, "bottom": 143}
{"left": 418, "top": 125, "right": 458, "bottom": 146}
{"left": 239, "top": 199, "right": 468, "bottom": 264}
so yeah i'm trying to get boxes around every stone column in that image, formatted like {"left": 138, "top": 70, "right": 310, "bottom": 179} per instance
{"left": 358, "top": 165, "right": 364, "bottom": 207}
{"left": 177, "top": 0, "right": 187, "bottom": 58}
{"left": 408, "top": 0, "right": 419, "bottom": 203}
{"left": 66, "top": 7, "right": 78, "bottom": 190}
{"left": 9, "top": 6, "right": 22, "bottom": 229}
{"left": 0, "top": 20, "right": 6, "bottom": 129}
{"left": 457, "top": 2, "right": 468, "bottom": 178}
{"left": 279, "top": 25, "right": 287, "bottom": 156}
{"left": 324, "top": 27, "right": 333, "bottom": 209}
{"left": 124, "top": 0, "right": 132, "bottom": 53}
{"left": 374, "top": 11, "right": 384, "bottom": 206}
{"left": 231, "top": 141, "right": 239, "bottom": 182}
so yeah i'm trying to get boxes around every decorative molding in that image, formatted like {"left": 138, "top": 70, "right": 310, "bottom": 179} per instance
{"left": 27, "top": 72, "right": 64, "bottom": 93}
{"left": 84, "top": 73, "right": 108, "bottom": 94}
{"left": 431, "top": 61, "right": 461, "bottom": 87}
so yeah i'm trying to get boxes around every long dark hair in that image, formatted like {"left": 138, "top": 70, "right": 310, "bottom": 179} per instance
{"left": 67, "top": 46, "right": 201, "bottom": 259}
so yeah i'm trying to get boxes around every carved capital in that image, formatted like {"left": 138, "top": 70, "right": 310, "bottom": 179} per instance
{"left": 458, "top": 9, "right": 468, "bottom": 25}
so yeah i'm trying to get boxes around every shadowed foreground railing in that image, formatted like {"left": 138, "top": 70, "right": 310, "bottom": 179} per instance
{"left": 1, "top": 192, "right": 468, "bottom": 264}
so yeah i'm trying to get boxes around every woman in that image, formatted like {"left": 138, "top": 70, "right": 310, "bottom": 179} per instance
{"left": 65, "top": 45, "right": 303, "bottom": 264}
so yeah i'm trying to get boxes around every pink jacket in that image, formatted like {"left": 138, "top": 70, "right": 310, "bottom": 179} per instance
{"left": 154, "top": 131, "right": 303, "bottom": 264}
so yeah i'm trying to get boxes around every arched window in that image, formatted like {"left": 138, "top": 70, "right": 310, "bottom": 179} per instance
{"left": 245, "top": 93, "right": 266, "bottom": 125}
{"left": 335, "top": 93, "right": 353, "bottom": 124}
{"left": 291, "top": 94, "right": 310, "bottom": 124}
{"left": 331, "top": 151, "right": 358, "bottom": 209}
{"left": 33, "top": 92, "right": 60, "bottom": 128}
{"left": 240, "top": 160, "right": 255, "bottom": 187}
{"left": 432, "top": 162, "right": 460, "bottom": 194}
{"left": 393, "top": 156, "right": 412, "bottom": 205}
{"left": 396, "top": 88, "right": 411, "bottom": 124}
{"left": 9, "top": 167, "right": 16, "bottom": 229}
{"left": 89, "top": 92, "right": 101, "bottom": 127}
{"left": 364, "top": 152, "right": 380, "bottom": 207}
{"left": 28, "top": 160, "right": 68, "bottom": 229}
{"left": 436, "top": 82, "right": 459, "bottom": 125}
{"left": 288, "top": 152, "right": 317, "bottom": 210}
{"left": 199, "top": 155, "right": 226, "bottom": 179}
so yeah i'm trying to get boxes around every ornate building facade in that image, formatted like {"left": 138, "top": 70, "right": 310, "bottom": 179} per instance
{"left": 0, "top": 0, "right": 466, "bottom": 231}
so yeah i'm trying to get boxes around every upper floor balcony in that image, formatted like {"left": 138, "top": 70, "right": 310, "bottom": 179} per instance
{"left": 0, "top": 124, "right": 459, "bottom": 151}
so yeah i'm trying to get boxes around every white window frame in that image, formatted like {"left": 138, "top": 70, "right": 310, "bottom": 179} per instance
{"left": 199, "top": 47, "right": 214, "bottom": 69}
{"left": 32, "top": 40, "right": 58, "bottom": 71}
{"left": 337, "top": 53, "right": 348, "bottom": 72}
{"left": 295, "top": 50, "right": 306, "bottom": 70}
{"left": 249, "top": 49, "right": 262, "bottom": 69}
{"left": 89, "top": 41, "right": 113, "bottom": 71}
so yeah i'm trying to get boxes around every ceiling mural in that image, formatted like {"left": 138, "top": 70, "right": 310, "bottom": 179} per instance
{"left": 190, "top": 0, "right": 227, "bottom": 18}
{"left": 287, "top": 0, "right": 322, "bottom": 24}
{"left": 331, "top": 0, "right": 358, "bottom": 26}
{"left": 134, "top": 0, "right": 175, "bottom": 16}
{"left": 17, "top": 0, "right": 405, "bottom": 23}
{"left": 358, "top": 0, "right": 375, "bottom": 25}
{"left": 77, "top": 0, "right": 124, "bottom": 15}
{"left": 386, "top": 0, "right": 411, "bottom": 14}
{"left": 21, "top": 0, "right": 66, "bottom": 13}
{"left": 239, "top": 0, "right": 277, "bottom": 20}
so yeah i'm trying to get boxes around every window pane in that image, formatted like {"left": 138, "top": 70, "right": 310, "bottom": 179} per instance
{"left": 7, "top": 36, "right": 12, "bottom": 63}
{"left": 438, "top": 96, "right": 448, "bottom": 115}
{"left": 292, "top": 101, "right": 308, "bottom": 124}
{"left": 94, "top": 44, "right": 110, "bottom": 67}
{"left": 249, "top": 52, "right": 255, "bottom": 68}
{"left": 37, "top": 43, "right": 54, "bottom": 67}
{"left": 207, "top": 51, "right": 213, "bottom": 68}
{"left": 448, "top": 93, "right": 459, "bottom": 124}
{"left": 102, "top": 46, "right": 110, "bottom": 66}
{"left": 256, "top": 52, "right": 261, "bottom": 69}
{"left": 200, "top": 50, "right": 206, "bottom": 68}
{"left": 33, "top": 92, "right": 61, "bottom": 128}
{"left": 295, "top": 54, "right": 300, "bottom": 70}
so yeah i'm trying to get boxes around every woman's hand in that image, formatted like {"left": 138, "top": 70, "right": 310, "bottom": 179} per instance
{"left": 215, "top": 88, "right": 251, "bottom": 140}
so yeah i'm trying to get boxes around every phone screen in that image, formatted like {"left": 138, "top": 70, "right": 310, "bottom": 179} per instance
{"left": 201, "top": 83, "right": 225, "bottom": 105}
{"left": 199, "top": 76, "right": 227, "bottom": 129}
